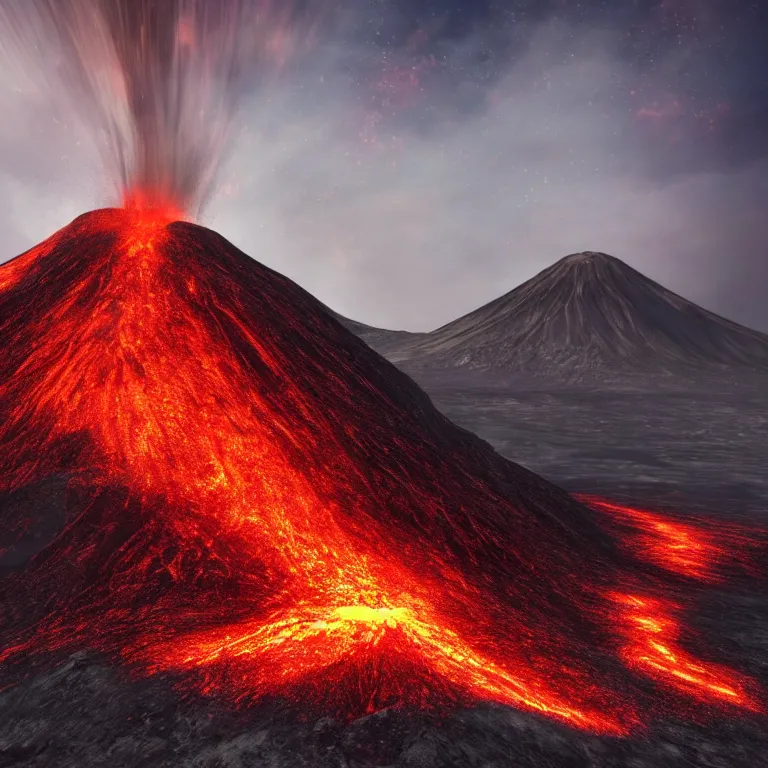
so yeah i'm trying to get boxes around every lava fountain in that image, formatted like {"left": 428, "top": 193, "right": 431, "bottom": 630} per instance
{"left": 0, "top": 0, "right": 763, "bottom": 739}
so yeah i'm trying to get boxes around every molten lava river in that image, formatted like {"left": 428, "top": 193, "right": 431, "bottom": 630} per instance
{"left": 0, "top": 207, "right": 764, "bottom": 737}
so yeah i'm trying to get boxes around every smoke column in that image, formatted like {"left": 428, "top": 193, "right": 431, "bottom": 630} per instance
{"left": 0, "top": 0, "right": 316, "bottom": 216}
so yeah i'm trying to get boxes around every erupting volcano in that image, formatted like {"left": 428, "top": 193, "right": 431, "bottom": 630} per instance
{"left": 0, "top": 1, "right": 764, "bottom": 757}
{"left": 0, "top": 206, "right": 763, "bottom": 737}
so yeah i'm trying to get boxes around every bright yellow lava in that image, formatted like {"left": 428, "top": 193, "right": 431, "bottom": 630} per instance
{"left": 331, "top": 605, "right": 410, "bottom": 626}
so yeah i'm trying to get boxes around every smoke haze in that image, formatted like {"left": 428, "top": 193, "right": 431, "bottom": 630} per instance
{"left": 1, "top": 1, "right": 766, "bottom": 331}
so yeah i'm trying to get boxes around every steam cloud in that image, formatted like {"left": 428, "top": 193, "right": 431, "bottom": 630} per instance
{"left": 0, "top": 0, "right": 315, "bottom": 215}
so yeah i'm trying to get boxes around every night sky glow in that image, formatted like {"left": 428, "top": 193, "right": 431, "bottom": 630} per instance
{"left": 0, "top": 0, "right": 766, "bottom": 332}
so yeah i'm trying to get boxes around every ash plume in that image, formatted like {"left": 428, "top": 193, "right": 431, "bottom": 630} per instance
{"left": 0, "top": 0, "right": 316, "bottom": 216}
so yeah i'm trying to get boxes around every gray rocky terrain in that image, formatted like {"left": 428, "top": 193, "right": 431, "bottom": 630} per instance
{"left": 405, "top": 368, "right": 768, "bottom": 521}
{"left": 2, "top": 639, "right": 767, "bottom": 768}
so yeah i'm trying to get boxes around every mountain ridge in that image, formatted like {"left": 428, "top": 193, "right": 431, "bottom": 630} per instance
{"left": 353, "top": 251, "right": 768, "bottom": 375}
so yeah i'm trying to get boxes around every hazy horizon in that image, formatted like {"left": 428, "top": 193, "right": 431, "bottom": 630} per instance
{"left": 1, "top": 0, "right": 766, "bottom": 333}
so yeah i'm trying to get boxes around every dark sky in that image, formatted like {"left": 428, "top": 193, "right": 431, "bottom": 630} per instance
{"left": 1, "top": 0, "right": 767, "bottom": 330}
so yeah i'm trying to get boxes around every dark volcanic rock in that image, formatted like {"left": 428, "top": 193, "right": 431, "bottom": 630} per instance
{"left": 2, "top": 651, "right": 768, "bottom": 767}
{"left": 0, "top": 475, "right": 69, "bottom": 570}
{"left": 325, "top": 307, "right": 421, "bottom": 356}
{"left": 340, "top": 708, "right": 423, "bottom": 765}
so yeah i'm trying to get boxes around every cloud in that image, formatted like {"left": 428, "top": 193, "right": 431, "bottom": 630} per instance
{"left": 1, "top": 10, "right": 766, "bottom": 332}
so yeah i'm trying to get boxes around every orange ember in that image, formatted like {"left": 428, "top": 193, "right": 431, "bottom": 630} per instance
{"left": 0, "top": 210, "right": 762, "bottom": 736}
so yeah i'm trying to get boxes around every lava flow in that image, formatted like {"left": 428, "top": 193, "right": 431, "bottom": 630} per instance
{"left": 578, "top": 495, "right": 763, "bottom": 583}
{"left": 609, "top": 592, "right": 761, "bottom": 712}
{"left": 0, "top": 208, "right": 762, "bottom": 736}
{"left": 577, "top": 495, "right": 765, "bottom": 708}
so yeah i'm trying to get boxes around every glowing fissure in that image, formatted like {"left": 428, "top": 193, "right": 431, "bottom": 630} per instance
{"left": 0, "top": 210, "right": 762, "bottom": 737}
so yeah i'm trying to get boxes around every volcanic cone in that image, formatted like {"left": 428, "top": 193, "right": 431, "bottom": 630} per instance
{"left": 0, "top": 208, "right": 761, "bottom": 734}
{"left": 373, "top": 251, "right": 768, "bottom": 373}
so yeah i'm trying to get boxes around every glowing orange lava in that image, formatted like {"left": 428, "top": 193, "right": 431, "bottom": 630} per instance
{"left": 577, "top": 495, "right": 759, "bottom": 582}
{"left": 610, "top": 593, "right": 761, "bottom": 711}
{"left": 121, "top": 189, "right": 187, "bottom": 223}
{"left": 0, "top": 209, "right": 762, "bottom": 736}
{"left": 142, "top": 598, "right": 625, "bottom": 733}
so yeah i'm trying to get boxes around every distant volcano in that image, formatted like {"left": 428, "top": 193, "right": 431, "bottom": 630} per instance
{"left": 367, "top": 251, "right": 768, "bottom": 374}
{"left": 0, "top": 219, "right": 760, "bottom": 733}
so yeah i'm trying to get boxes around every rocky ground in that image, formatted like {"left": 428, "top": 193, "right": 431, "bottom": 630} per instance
{"left": 2, "top": 648, "right": 768, "bottom": 768}
{"left": 408, "top": 368, "right": 768, "bottom": 521}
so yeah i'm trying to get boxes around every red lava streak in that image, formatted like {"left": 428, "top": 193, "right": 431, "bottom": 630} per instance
{"left": 610, "top": 593, "right": 761, "bottom": 711}
{"left": 0, "top": 209, "right": 762, "bottom": 734}
{"left": 577, "top": 495, "right": 761, "bottom": 582}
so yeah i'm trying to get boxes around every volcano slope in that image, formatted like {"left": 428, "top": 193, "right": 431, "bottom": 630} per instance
{"left": 0, "top": 211, "right": 764, "bottom": 765}
{"left": 380, "top": 251, "right": 768, "bottom": 378}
